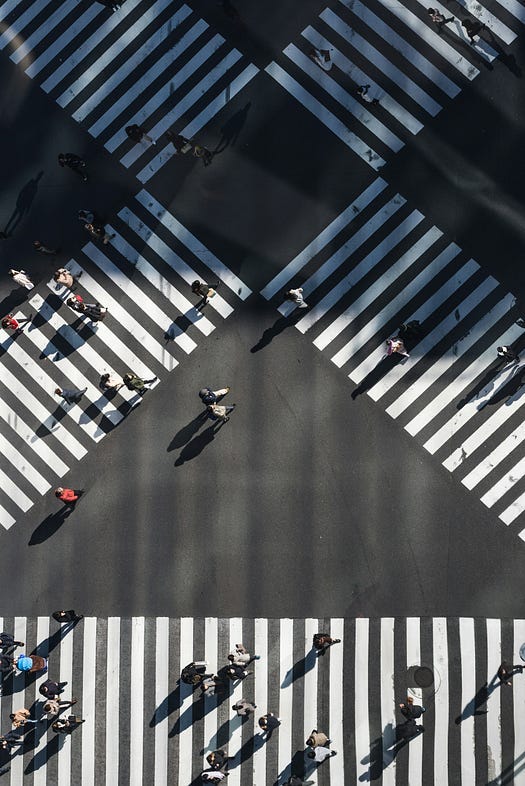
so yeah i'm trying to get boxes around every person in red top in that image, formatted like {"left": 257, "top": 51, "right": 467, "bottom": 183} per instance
{"left": 1, "top": 314, "right": 31, "bottom": 333}
{"left": 54, "top": 487, "right": 83, "bottom": 506}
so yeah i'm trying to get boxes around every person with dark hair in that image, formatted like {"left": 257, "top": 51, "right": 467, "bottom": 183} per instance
{"left": 83, "top": 302, "right": 108, "bottom": 322}
{"left": 166, "top": 131, "right": 193, "bottom": 154}
{"left": 67, "top": 294, "right": 86, "bottom": 314}
{"left": 55, "top": 387, "right": 88, "bottom": 406}
{"left": 122, "top": 373, "right": 157, "bottom": 393}
{"left": 199, "top": 387, "right": 230, "bottom": 405}
{"left": 427, "top": 7, "right": 454, "bottom": 32}
{"left": 99, "top": 373, "right": 123, "bottom": 392}
{"left": 497, "top": 661, "right": 523, "bottom": 686}
{"left": 10, "top": 708, "right": 40, "bottom": 728}
{"left": 312, "top": 633, "right": 341, "bottom": 653}
{"left": 52, "top": 716, "right": 85, "bottom": 734}
{"left": 125, "top": 124, "right": 155, "bottom": 144}
{"left": 180, "top": 661, "right": 208, "bottom": 685}
{"left": 84, "top": 222, "right": 114, "bottom": 245}
{"left": 206, "top": 749, "right": 228, "bottom": 771}
{"left": 0, "top": 632, "right": 24, "bottom": 651}
{"left": 43, "top": 697, "right": 77, "bottom": 717}
{"left": 191, "top": 280, "right": 218, "bottom": 309}
{"left": 399, "top": 696, "right": 426, "bottom": 719}
{"left": 58, "top": 153, "right": 87, "bottom": 181}
{"left": 33, "top": 240, "right": 58, "bottom": 255}
{"left": 356, "top": 84, "right": 379, "bottom": 105}
{"left": 284, "top": 287, "right": 308, "bottom": 309}
{"left": 232, "top": 699, "right": 257, "bottom": 717}
{"left": 52, "top": 610, "right": 84, "bottom": 624}
{"left": 258, "top": 712, "right": 281, "bottom": 737}
{"left": 1, "top": 314, "right": 31, "bottom": 333}
{"left": 462, "top": 17, "right": 485, "bottom": 43}
{"left": 39, "top": 679, "right": 67, "bottom": 699}
{"left": 306, "top": 729, "right": 330, "bottom": 748}
{"left": 53, "top": 268, "right": 77, "bottom": 290}
{"left": 497, "top": 345, "right": 519, "bottom": 363}
{"left": 227, "top": 643, "right": 260, "bottom": 667}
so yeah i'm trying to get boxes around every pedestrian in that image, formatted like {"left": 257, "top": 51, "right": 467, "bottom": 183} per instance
{"left": 125, "top": 124, "right": 156, "bottom": 144}
{"left": 54, "top": 487, "right": 83, "bottom": 506}
{"left": 312, "top": 632, "right": 341, "bottom": 653}
{"left": 180, "top": 661, "right": 208, "bottom": 685}
{"left": 58, "top": 153, "right": 88, "bottom": 182}
{"left": 0, "top": 731, "right": 23, "bottom": 751}
{"left": 396, "top": 718, "right": 424, "bottom": 741}
{"left": 0, "top": 655, "right": 14, "bottom": 672}
{"left": 427, "top": 8, "right": 454, "bottom": 32}
{"left": 98, "top": 0, "right": 122, "bottom": 10}
{"left": 193, "top": 144, "right": 213, "bottom": 166}
{"left": 83, "top": 302, "right": 107, "bottom": 322}
{"left": 497, "top": 661, "right": 523, "bottom": 686}
{"left": 33, "top": 240, "right": 59, "bottom": 255}
{"left": 8, "top": 269, "right": 34, "bottom": 290}
{"left": 84, "top": 222, "right": 115, "bottom": 245}
{"left": 55, "top": 387, "right": 88, "bottom": 405}
{"left": 15, "top": 654, "right": 47, "bottom": 674}
{"left": 307, "top": 745, "right": 337, "bottom": 762}
{"left": 200, "top": 675, "right": 227, "bottom": 697}
{"left": 191, "top": 280, "right": 218, "bottom": 309}
{"left": 207, "top": 403, "right": 236, "bottom": 423}
{"left": 99, "top": 372, "right": 123, "bottom": 392}
{"left": 306, "top": 729, "right": 331, "bottom": 748}
{"left": 386, "top": 336, "right": 409, "bottom": 358}
{"left": 286, "top": 777, "right": 315, "bottom": 786}
{"left": 227, "top": 643, "right": 260, "bottom": 667}
{"left": 200, "top": 771, "right": 227, "bottom": 783}
{"left": 284, "top": 287, "right": 308, "bottom": 308}
{"left": 166, "top": 131, "right": 194, "bottom": 154}
{"left": 258, "top": 712, "right": 281, "bottom": 736}
{"left": 42, "top": 697, "right": 77, "bottom": 716}
{"left": 224, "top": 662, "right": 252, "bottom": 681}
{"left": 122, "top": 372, "right": 157, "bottom": 393}
{"left": 398, "top": 320, "right": 422, "bottom": 341}
{"left": 462, "top": 17, "right": 485, "bottom": 43}
{"left": 53, "top": 268, "right": 77, "bottom": 290}
{"left": 67, "top": 294, "right": 85, "bottom": 314}
{"left": 356, "top": 84, "right": 379, "bottom": 105}
{"left": 52, "top": 715, "right": 85, "bottom": 734}
{"left": 39, "top": 679, "right": 67, "bottom": 699}
{"left": 10, "top": 709, "right": 41, "bottom": 729}
{"left": 206, "top": 749, "right": 228, "bottom": 770}
{"left": 199, "top": 386, "right": 230, "bottom": 405}
{"left": 399, "top": 696, "right": 426, "bottom": 719}
{"left": 497, "top": 345, "right": 519, "bottom": 363}
{"left": 52, "top": 610, "right": 84, "bottom": 624}
{"left": 309, "top": 48, "right": 332, "bottom": 71}
{"left": 0, "top": 632, "right": 24, "bottom": 650}
{"left": 232, "top": 699, "right": 257, "bottom": 717}
{"left": 1, "top": 314, "right": 31, "bottom": 333}
{"left": 78, "top": 209, "right": 96, "bottom": 225}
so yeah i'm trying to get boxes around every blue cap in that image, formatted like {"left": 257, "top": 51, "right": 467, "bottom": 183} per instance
{"left": 17, "top": 656, "right": 32, "bottom": 671}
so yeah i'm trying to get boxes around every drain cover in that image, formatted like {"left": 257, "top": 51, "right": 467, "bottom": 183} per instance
{"left": 414, "top": 666, "right": 434, "bottom": 688}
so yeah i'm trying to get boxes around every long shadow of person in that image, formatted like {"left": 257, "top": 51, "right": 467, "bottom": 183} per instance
{"left": 201, "top": 714, "right": 243, "bottom": 754}
{"left": 214, "top": 102, "right": 251, "bottom": 154}
{"left": 485, "top": 29, "right": 522, "bottom": 76}
{"left": 281, "top": 649, "right": 317, "bottom": 688}
{"left": 351, "top": 355, "right": 400, "bottom": 400}
{"left": 455, "top": 673, "right": 501, "bottom": 724}
{"left": 169, "top": 684, "right": 231, "bottom": 737}
{"left": 359, "top": 723, "right": 395, "bottom": 781}
{"left": 28, "top": 507, "right": 74, "bottom": 546}
{"left": 32, "top": 627, "right": 70, "bottom": 659}
{"left": 174, "top": 423, "right": 223, "bottom": 465}
{"left": 149, "top": 684, "right": 183, "bottom": 727}
{"left": 167, "top": 412, "right": 208, "bottom": 452}
{"left": 24, "top": 732, "right": 64, "bottom": 774}
{"left": 251, "top": 310, "right": 304, "bottom": 353}
{"left": 4, "top": 172, "right": 44, "bottom": 237}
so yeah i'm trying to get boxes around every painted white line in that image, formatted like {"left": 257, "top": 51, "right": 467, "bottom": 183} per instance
{"left": 486, "top": 619, "right": 501, "bottom": 784}
{"left": 227, "top": 618, "right": 243, "bottom": 786}
{"left": 355, "top": 619, "right": 370, "bottom": 782}
{"left": 454, "top": 0, "right": 516, "bottom": 44}
{"left": 502, "top": 490, "right": 525, "bottom": 527}
{"left": 321, "top": 8, "right": 441, "bottom": 116}
{"left": 253, "top": 619, "right": 268, "bottom": 786}
{"left": 406, "top": 618, "right": 422, "bottom": 786}
{"left": 0, "top": 504, "right": 15, "bottom": 530}
{"left": 432, "top": 618, "right": 449, "bottom": 785}
{"left": 130, "top": 618, "right": 145, "bottom": 786}
{"left": 329, "top": 619, "right": 345, "bottom": 783}
{"left": 0, "top": 0, "right": 53, "bottom": 50}
{"left": 178, "top": 618, "right": 194, "bottom": 786}
{"left": 513, "top": 620, "right": 525, "bottom": 783}
{"left": 495, "top": 0, "right": 525, "bottom": 23}
{"left": 265, "top": 61, "right": 385, "bottom": 170}
{"left": 261, "top": 178, "right": 387, "bottom": 300}
{"left": 277, "top": 619, "right": 294, "bottom": 783}
{"left": 0, "top": 465, "right": 32, "bottom": 512}
{"left": 57, "top": 618, "right": 73, "bottom": 786}
{"left": 33, "top": 617, "right": 50, "bottom": 786}
{"left": 203, "top": 619, "right": 218, "bottom": 770}
{"left": 11, "top": 0, "right": 77, "bottom": 64}
{"left": 481, "top": 455, "right": 525, "bottom": 508}
{"left": 412, "top": 0, "right": 497, "bottom": 60}
{"left": 26, "top": 5, "right": 103, "bottom": 78}
{"left": 11, "top": 618, "right": 27, "bottom": 784}
{"left": 303, "top": 618, "right": 318, "bottom": 782}
{"left": 153, "top": 618, "right": 168, "bottom": 786}
{"left": 459, "top": 618, "right": 476, "bottom": 786}
{"left": 81, "top": 617, "right": 97, "bottom": 786}
{"left": 380, "top": 618, "right": 396, "bottom": 786}
{"left": 105, "top": 618, "right": 120, "bottom": 786}
{"left": 0, "top": 432, "right": 50, "bottom": 495}
{"left": 462, "top": 418, "right": 525, "bottom": 491}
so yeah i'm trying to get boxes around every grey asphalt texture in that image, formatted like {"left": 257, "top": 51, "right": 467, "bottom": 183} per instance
{"left": 0, "top": 0, "right": 524, "bottom": 620}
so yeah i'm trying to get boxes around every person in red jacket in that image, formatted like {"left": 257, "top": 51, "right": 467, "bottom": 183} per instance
{"left": 54, "top": 487, "right": 83, "bottom": 506}
{"left": 1, "top": 314, "right": 31, "bottom": 333}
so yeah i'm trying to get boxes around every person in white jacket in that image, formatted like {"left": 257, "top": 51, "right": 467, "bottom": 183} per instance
{"left": 8, "top": 269, "right": 34, "bottom": 290}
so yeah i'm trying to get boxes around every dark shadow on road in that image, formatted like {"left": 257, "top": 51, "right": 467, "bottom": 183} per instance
{"left": 281, "top": 649, "right": 317, "bottom": 688}
{"left": 24, "top": 731, "right": 64, "bottom": 774}
{"left": 250, "top": 310, "right": 304, "bottom": 353}
{"left": 28, "top": 507, "right": 74, "bottom": 546}
{"left": 214, "top": 102, "right": 251, "bottom": 154}
{"left": 167, "top": 412, "right": 208, "bottom": 452}
{"left": 174, "top": 423, "right": 224, "bottom": 465}
{"left": 350, "top": 355, "right": 401, "bottom": 400}
{"left": 455, "top": 673, "right": 501, "bottom": 724}
{"left": 169, "top": 685, "right": 231, "bottom": 737}
{"left": 150, "top": 685, "right": 184, "bottom": 727}
{"left": 4, "top": 172, "right": 44, "bottom": 237}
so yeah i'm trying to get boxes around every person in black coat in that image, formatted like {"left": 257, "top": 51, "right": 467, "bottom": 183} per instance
{"left": 399, "top": 696, "right": 426, "bottom": 719}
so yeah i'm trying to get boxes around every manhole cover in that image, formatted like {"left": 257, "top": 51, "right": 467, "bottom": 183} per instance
{"left": 414, "top": 666, "right": 434, "bottom": 688}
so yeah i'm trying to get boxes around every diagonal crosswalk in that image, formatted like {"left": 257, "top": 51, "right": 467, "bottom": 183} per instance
{"left": 265, "top": 0, "right": 521, "bottom": 168}
{"left": 261, "top": 176, "right": 525, "bottom": 538}
{"left": 0, "top": 190, "right": 251, "bottom": 531}
{"left": 0, "top": 0, "right": 258, "bottom": 181}
{"left": 0, "top": 616, "right": 522, "bottom": 785}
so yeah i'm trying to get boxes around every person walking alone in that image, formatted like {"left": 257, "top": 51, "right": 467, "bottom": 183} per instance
{"left": 232, "top": 699, "right": 257, "bottom": 717}
{"left": 55, "top": 387, "right": 88, "bottom": 405}
{"left": 312, "top": 632, "right": 341, "bottom": 654}
{"left": 54, "top": 487, "right": 83, "bottom": 506}
{"left": 8, "top": 269, "right": 34, "bottom": 290}
{"left": 399, "top": 696, "right": 426, "bottom": 719}
{"left": 1, "top": 314, "right": 31, "bottom": 333}
{"left": 191, "top": 280, "right": 218, "bottom": 309}
{"left": 125, "top": 124, "right": 156, "bottom": 145}
{"left": 42, "top": 697, "right": 77, "bottom": 717}
{"left": 33, "top": 240, "right": 58, "bottom": 255}
{"left": 284, "top": 287, "right": 308, "bottom": 309}
{"left": 58, "top": 153, "right": 88, "bottom": 181}
{"left": 52, "top": 610, "right": 83, "bottom": 624}
{"left": 258, "top": 712, "right": 281, "bottom": 738}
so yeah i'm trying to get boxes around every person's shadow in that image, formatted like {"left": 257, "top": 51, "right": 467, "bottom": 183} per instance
{"left": 4, "top": 172, "right": 44, "bottom": 236}
{"left": 214, "top": 102, "right": 251, "bottom": 154}
{"left": 455, "top": 672, "right": 501, "bottom": 724}
{"left": 24, "top": 732, "right": 65, "bottom": 774}
{"left": 359, "top": 723, "right": 396, "bottom": 781}
{"left": 28, "top": 507, "right": 74, "bottom": 546}
{"left": 251, "top": 310, "right": 304, "bottom": 353}
{"left": 174, "top": 423, "right": 223, "bottom": 465}
{"left": 351, "top": 354, "right": 401, "bottom": 399}
{"left": 167, "top": 412, "right": 208, "bottom": 452}
{"left": 149, "top": 685, "right": 184, "bottom": 727}
{"left": 281, "top": 649, "right": 317, "bottom": 688}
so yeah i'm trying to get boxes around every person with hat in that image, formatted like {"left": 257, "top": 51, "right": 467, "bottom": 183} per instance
{"left": 15, "top": 654, "right": 47, "bottom": 674}
{"left": 232, "top": 699, "right": 257, "bottom": 717}
{"left": 199, "top": 386, "right": 230, "bottom": 405}
{"left": 39, "top": 678, "right": 67, "bottom": 699}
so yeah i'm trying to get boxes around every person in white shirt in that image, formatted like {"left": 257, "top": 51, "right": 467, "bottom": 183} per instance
{"left": 8, "top": 269, "right": 34, "bottom": 290}
{"left": 309, "top": 48, "right": 332, "bottom": 71}
{"left": 307, "top": 744, "right": 337, "bottom": 763}
{"left": 284, "top": 287, "right": 308, "bottom": 309}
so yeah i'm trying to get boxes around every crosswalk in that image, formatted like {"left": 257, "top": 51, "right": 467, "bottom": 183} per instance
{"left": 0, "top": 615, "right": 524, "bottom": 785}
{"left": 0, "top": 190, "right": 250, "bottom": 530}
{"left": 0, "top": 0, "right": 258, "bottom": 181}
{"left": 265, "top": 0, "right": 523, "bottom": 168}
{"left": 261, "top": 176, "right": 525, "bottom": 538}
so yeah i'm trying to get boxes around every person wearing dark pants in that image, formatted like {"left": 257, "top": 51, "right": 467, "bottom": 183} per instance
{"left": 58, "top": 153, "right": 88, "bottom": 181}
{"left": 427, "top": 8, "right": 454, "bottom": 32}
{"left": 55, "top": 387, "right": 88, "bottom": 405}
{"left": 0, "top": 633, "right": 24, "bottom": 651}
{"left": 52, "top": 611, "right": 83, "bottom": 624}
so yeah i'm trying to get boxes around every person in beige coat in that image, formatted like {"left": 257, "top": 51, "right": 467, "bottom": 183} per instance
{"left": 43, "top": 697, "right": 77, "bottom": 716}
{"left": 207, "top": 403, "right": 236, "bottom": 423}
{"left": 306, "top": 729, "right": 331, "bottom": 748}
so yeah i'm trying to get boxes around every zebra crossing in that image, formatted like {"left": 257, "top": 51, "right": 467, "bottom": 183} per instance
{"left": 0, "top": 615, "right": 523, "bottom": 785}
{"left": 0, "top": 189, "right": 250, "bottom": 531}
{"left": 0, "top": 0, "right": 258, "bottom": 181}
{"left": 265, "top": 0, "right": 523, "bottom": 169}
{"left": 261, "top": 176, "right": 525, "bottom": 538}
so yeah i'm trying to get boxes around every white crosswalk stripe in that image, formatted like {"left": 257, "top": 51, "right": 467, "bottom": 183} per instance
{"left": 265, "top": 0, "right": 522, "bottom": 168}
{"left": 0, "top": 192, "right": 249, "bottom": 531}
{"left": 261, "top": 178, "right": 525, "bottom": 538}
{"left": 0, "top": 0, "right": 258, "bottom": 179}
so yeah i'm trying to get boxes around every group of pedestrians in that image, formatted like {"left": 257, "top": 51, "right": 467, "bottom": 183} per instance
{"left": 180, "top": 633, "right": 341, "bottom": 784}
{"left": 0, "top": 611, "right": 85, "bottom": 771}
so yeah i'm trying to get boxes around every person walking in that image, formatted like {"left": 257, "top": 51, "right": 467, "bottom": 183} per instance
{"left": 497, "top": 660, "right": 524, "bottom": 686}
{"left": 200, "top": 675, "right": 227, "bottom": 697}
{"left": 224, "top": 662, "right": 252, "bottom": 681}
{"left": 191, "top": 280, "right": 218, "bottom": 309}
{"left": 52, "top": 715, "right": 85, "bottom": 734}
{"left": 396, "top": 718, "right": 424, "bottom": 741}
{"left": 54, "top": 487, "right": 83, "bottom": 506}
{"left": 8, "top": 269, "right": 34, "bottom": 290}
{"left": 180, "top": 661, "right": 208, "bottom": 685}
{"left": 356, "top": 84, "right": 379, "bottom": 105}
{"left": 312, "top": 633, "right": 341, "bottom": 653}
{"left": 0, "top": 655, "right": 14, "bottom": 673}
{"left": 306, "top": 729, "right": 331, "bottom": 748}
{"left": 386, "top": 336, "right": 409, "bottom": 358}
{"left": 84, "top": 222, "right": 115, "bottom": 245}
{"left": 228, "top": 643, "right": 260, "bottom": 667}
{"left": 166, "top": 131, "right": 193, "bottom": 154}
{"left": 258, "top": 712, "right": 281, "bottom": 737}
{"left": 462, "top": 17, "right": 485, "bottom": 43}
{"left": 427, "top": 8, "right": 454, "bottom": 32}
{"left": 33, "top": 240, "right": 58, "bottom": 255}
{"left": 192, "top": 143, "right": 213, "bottom": 166}
{"left": 0, "top": 731, "right": 23, "bottom": 751}
{"left": 497, "top": 345, "right": 519, "bottom": 363}
{"left": 83, "top": 302, "right": 107, "bottom": 322}
{"left": 55, "top": 386, "right": 88, "bottom": 405}
{"left": 10, "top": 708, "right": 41, "bottom": 729}
{"left": 309, "top": 48, "right": 332, "bottom": 71}
{"left": 42, "top": 697, "right": 77, "bottom": 716}
{"left": 67, "top": 294, "right": 85, "bottom": 314}
{"left": 199, "top": 386, "right": 230, "bottom": 405}
{"left": 100, "top": 372, "right": 123, "bottom": 392}
{"left": 0, "top": 632, "right": 24, "bottom": 650}
{"left": 207, "top": 402, "right": 236, "bottom": 423}
{"left": 206, "top": 749, "right": 228, "bottom": 771}
{"left": 15, "top": 654, "right": 47, "bottom": 674}
{"left": 52, "top": 610, "right": 84, "bottom": 624}
{"left": 284, "top": 287, "right": 308, "bottom": 309}
{"left": 122, "top": 372, "right": 157, "bottom": 393}
{"left": 1, "top": 314, "right": 31, "bottom": 333}
{"left": 399, "top": 696, "right": 426, "bottom": 719}
{"left": 39, "top": 679, "right": 67, "bottom": 699}
{"left": 125, "top": 124, "right": 156, "bottom": 145}
{"left": 232, "top": 699, "right": 257, "bottom": 717}
{"left": 200, "top": 771, "right": 227, "bottom": 783}
{"left": 58, "top": 153, "right": 88, "bottom": 181}
{"left": 53, "top": 268, "right": 77, "bottom": 290}
{"left": 307, "top": 745, "right": 337, "bottom": 762}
